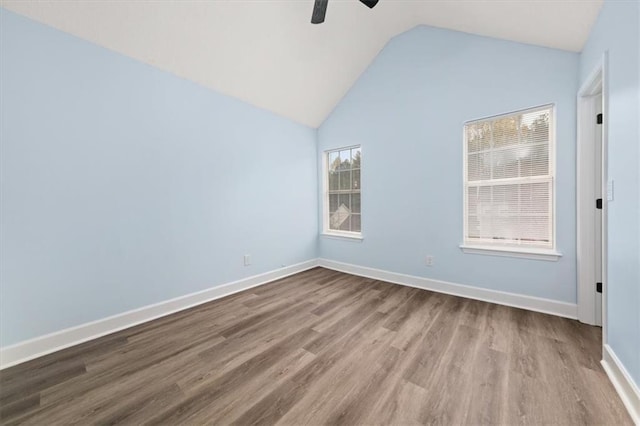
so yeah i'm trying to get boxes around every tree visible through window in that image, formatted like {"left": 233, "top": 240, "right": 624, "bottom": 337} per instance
{"left": 326, "top": 146, "right": 361, "bottom": 235}
{"left": 464, "top": 105, "right": 555, "bottom": 249}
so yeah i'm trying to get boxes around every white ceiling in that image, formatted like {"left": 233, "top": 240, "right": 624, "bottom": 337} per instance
{"left": 1, "top": 0, "right": 602, "bottom": 128}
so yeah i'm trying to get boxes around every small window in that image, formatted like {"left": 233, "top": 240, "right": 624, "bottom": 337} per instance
{"left": 324, "top": 146, "right": 361, "bottom": 237}
{"left": 463, "top": 105, "right": 556, "bottom": 254}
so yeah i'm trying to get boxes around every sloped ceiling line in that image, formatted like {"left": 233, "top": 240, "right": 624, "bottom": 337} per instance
{"left": 1, "top": 0, "right": 602, "bottom": 128}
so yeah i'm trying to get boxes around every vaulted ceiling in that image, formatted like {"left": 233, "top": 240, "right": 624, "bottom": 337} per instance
{"left": 1, "top": 0, "right": 602, "bottom": 128}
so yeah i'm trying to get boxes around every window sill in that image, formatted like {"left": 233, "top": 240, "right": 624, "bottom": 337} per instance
{"left": 459, "top": 244, "right": 562, "bottom": 261}
{"left": 321, "top": 232, "right": 364, "bottom": 242}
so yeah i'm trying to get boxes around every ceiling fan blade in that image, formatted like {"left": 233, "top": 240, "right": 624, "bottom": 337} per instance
{"left": 311, "top": 0, "right": 328, "bottom": 24}
{"left": 359, "top": 0, "right": 379, "bottom": 8}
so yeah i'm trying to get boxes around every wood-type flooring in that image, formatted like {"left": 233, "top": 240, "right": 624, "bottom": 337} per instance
{"left": 0, "top": 267, "right": 631, "bottom": 425}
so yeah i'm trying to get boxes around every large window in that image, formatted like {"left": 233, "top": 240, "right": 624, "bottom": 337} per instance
{"left": 463, "top": 105, "right": 556, "bottom": 255}
{"left": 324, "top": 146, "right": 361, "bottom": 237}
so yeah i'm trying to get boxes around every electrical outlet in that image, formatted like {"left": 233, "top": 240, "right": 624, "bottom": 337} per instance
{"left": 244, "top": 254, "right": 251, "bottom": 266}
{"left": 425, "top": 255, "right": 434, "bottom": 266}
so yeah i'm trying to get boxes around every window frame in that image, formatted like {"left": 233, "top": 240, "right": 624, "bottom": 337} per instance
{"left": 322, "top": 145, "right": 363, "bottom": 240}
{"left": 460, "top": 104, "right": 562, "bottom": 261}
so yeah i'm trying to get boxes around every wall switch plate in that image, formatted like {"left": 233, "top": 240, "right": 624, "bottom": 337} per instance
{"left": 244, "top": 254, "right": 251, "bottom": 266}
{"left": 607, "top": 180, "right": 614, "bottom": 201}
{"left": 425, "top": 255, "right": 434, "bottom": 266}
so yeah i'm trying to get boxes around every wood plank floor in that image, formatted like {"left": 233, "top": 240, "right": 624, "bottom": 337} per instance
{"left": 0, "top": 267, "right": 631, "bottom": 425}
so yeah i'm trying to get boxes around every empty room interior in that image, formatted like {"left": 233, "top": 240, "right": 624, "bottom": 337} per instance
{"left": 1, "top": 0, "right": 639, "bottom": 424}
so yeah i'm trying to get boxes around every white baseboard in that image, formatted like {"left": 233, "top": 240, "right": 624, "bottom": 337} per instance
{"left": 0, "top": 258, "right": 582, "bottom": 370}
{"left": 318, "top": 258, "right": 578, "bottom": 319}
{"left": 602, "top": 344, "right": 640, "bottom": 424}
{"left": 6, "top": 257, "right": 635, "bottom": 422}
{"left": 0, "top": 259, "right": 319, "bottom": 370}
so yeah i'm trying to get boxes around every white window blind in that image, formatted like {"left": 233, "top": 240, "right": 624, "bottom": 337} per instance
{"left": 464, "top": 105, "right": 555, "bottom": 249}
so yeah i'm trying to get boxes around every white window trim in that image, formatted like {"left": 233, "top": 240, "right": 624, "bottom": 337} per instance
{"left": 459, "top": 244, "right": 562, "bottom": 261}
{"left": 322, "top": 145, "right": 363, "bottom": 239}
{"left": 321, "top": 232, "right": 364, "bottom": 241}
{"left": 461, "top": 104, "right": 558, "bottom": 259}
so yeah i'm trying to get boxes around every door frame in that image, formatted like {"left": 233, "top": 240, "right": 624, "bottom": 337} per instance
{"left": 576, "top": 53, "right": 608, "bottom": 342}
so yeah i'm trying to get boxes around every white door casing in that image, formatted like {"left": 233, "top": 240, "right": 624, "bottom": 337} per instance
{"left": 576, "top": 53, "right": 608, "bottom": 334}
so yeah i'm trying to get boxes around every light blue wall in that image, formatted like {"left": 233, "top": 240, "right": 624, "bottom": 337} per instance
{"left": 579, "top": 0, "right": 640, "bottom": 389}
{"left": 318, "top": 26, "right": 580, "bottom": 303}
{"left": 0, "top": 10, "right": 318, "bottom": 347}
